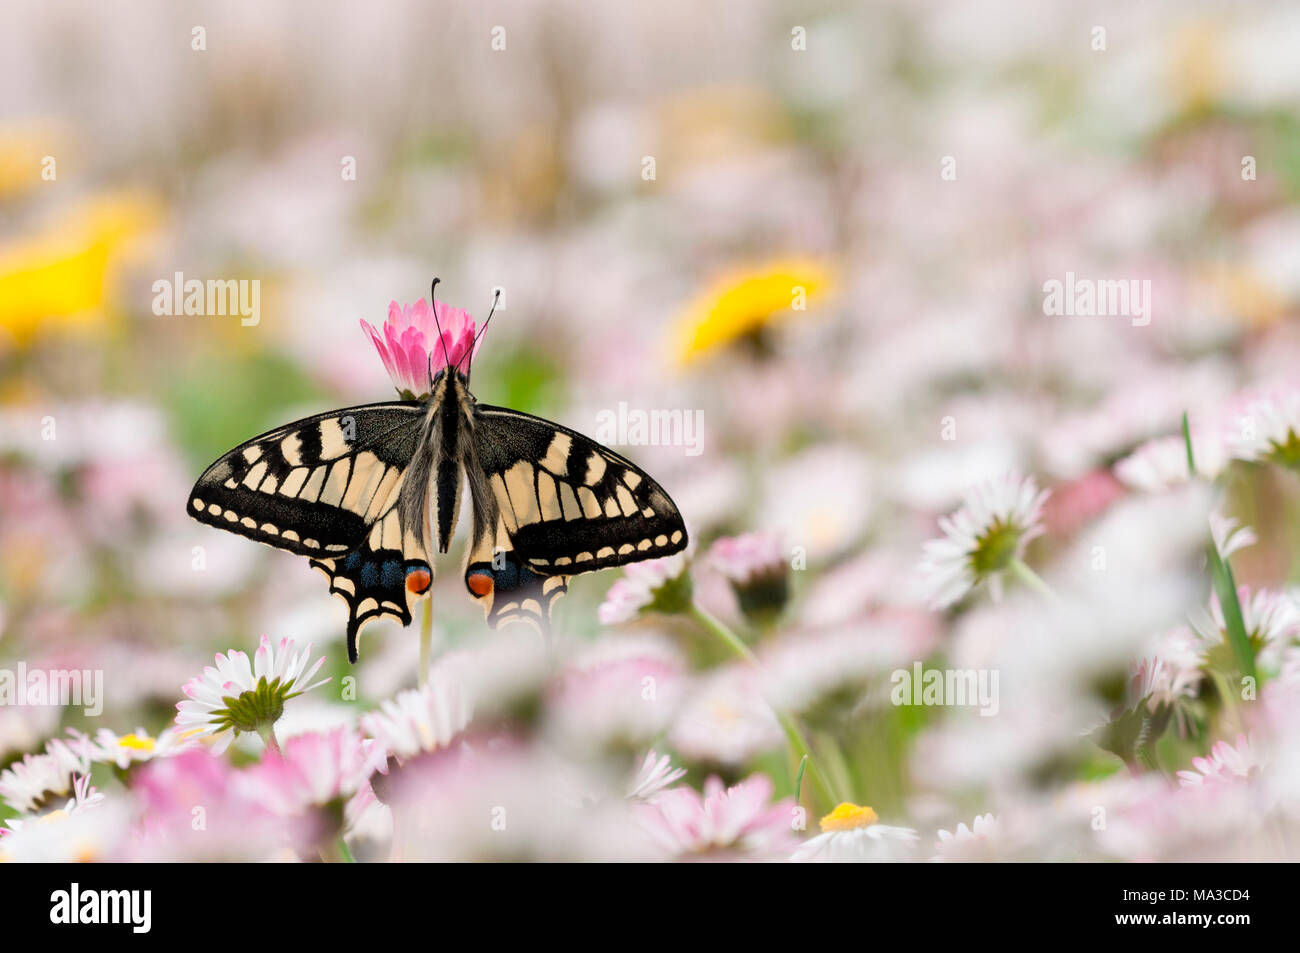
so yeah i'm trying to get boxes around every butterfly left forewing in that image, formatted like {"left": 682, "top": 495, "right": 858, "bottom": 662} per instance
{"left": 470, "top": 405, "right": 688, "bottom": 578}
{"left": 187, "top": 402, "right": 423, "bottom": 557}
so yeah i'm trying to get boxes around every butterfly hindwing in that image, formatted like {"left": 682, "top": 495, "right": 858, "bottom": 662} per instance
{"left": 311, "top": 508, "right": 432, "bottom": 663}
{"left": 471, "top": 405, "right": 688, "bottom": 576}
{"left": 187, "top": 402, "right": 423, "bottom": 558}
{"left": 462, "top": 507, "right": 569, "bottom": 632}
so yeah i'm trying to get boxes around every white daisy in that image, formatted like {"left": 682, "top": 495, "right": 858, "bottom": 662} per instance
{"left": 918, "top": 471, "right": 1050, "bottom": 609}
{"left": 1279, "top": 644, "right": 1300, "bottom": 689}
{"left": 404, "top": 634, "right": 550, "bottom": 729}
{"left": 1209, "top": 509, "right": 1257, "bottom": 561}
{"left": 756, "top": 619, "right": 937, "bottom": 715}
{"left": 174, "top": 634, "right": 329, "bottom": 753}
{"left": 0, "top": 704, "right": 58, "bottom": 761}
{"left": 1114, "top": 431, "right": 1225, "bottom": 492}
{"left": 0, "top": 738, "right": 91, "bottom": 814}
{"left": 360, "top": 674, "right": 473, "bottom": 766}
{"left": 759, "top": 444, "right": 874, "bottom": 561}
{"left": 1131, "top": 639, "right": 1201, "bottom": 712}
{"left": 1227, "top": 386, "right": 1300, "bottom": 468}
{"left": 628, "top": 750, "right": 686, "bottom": 801}
{"left": 78, "top": 727, "right": 190, "bottom": 770}
{"left": 1192, "top": 587, "right": 1300, "bottom": 671}
{"left": 2, "top": 773, "right": 103, "bottom": 835}
{"left": 932, "top": 813, "right": 1000, "bottom": 862}
{"left": 669, "top": 667, "right": 784, "bottom": 766}
{"left": 0, "top": 775, "right": 122, "bottom": 863}
{"left": 791, "top": 802, "right": 918, "bottom": 863}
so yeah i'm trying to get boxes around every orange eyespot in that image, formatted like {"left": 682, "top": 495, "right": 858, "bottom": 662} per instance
{"left": 405, "top": 569, "right": 431, "bottom": 594}
{"left": 467, "top": 572, "right": 494, "bottom": 597}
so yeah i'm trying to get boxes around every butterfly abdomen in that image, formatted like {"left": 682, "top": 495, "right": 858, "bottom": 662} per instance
{"left": 432, "top": 376, "right": 465, "bottom": 552}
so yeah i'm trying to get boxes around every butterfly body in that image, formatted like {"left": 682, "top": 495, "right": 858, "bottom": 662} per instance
{"left": 189, "top": 365, "right": 687, "bottom": 662}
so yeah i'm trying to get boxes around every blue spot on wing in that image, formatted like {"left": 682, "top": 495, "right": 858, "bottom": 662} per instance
{"left": 360, "top": 561, "right": 379, "bottom": 587}
{"left": 381, "top": 560, "right": 404, "bottom": 588}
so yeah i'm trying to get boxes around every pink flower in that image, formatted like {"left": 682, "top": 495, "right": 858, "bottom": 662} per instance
{"left": 547, "top": 643, "right": 686, "bottom": 751}
{"left": 1177, "top": 734, "right": 1263, "bottom": 787}
{"left": 238, "top": 727, "right": 375, "bottom": 849}
{"left": 381, "top": 743, "right": 657, "bottom": 861}
{"left": 707, "top": 531, "right": 785, "bottom": 585}
{"left": 1040, "top": 468, "right": 1124, "bottom": 537}
{"left": 706, "top": 530, "right": 789, "bottom": 623}
{"left": 635, "top": 774, "right": 798, "bottom": 860}
{"left": 597, "top": 550, "right": 693, "bottom": 624}
{"left": 241, "top": 727, "right": 372, "bottom": 815}
{"left": 360, "top": 297, "right": 481, "bottom": 398}
{"left": 125, "top": 750, "right": 285, "bottom": 861}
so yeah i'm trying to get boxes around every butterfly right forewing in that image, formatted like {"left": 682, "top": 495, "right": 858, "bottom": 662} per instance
{"left": 470, "top": 404, "right": 688, "bottom": 576}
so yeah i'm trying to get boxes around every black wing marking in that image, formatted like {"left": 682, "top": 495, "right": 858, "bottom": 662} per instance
{"left": 310, "top": 508, "right": 432, "bottom": 663}
{"left": 187, "top": 402, "right": 423, "bottom": 558}
{"left": 462, "top": 506, "right": 568, "bottom": 632}
{"left": 471, "top": 405, "right": 687, "bottom": 575}
{"left": 188, "top": 401, "right": 432, "bottom": 662}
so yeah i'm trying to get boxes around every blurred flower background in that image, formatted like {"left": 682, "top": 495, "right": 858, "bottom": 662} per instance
{"left": 3, "top": 0, "right": 1300, "bottom": 861}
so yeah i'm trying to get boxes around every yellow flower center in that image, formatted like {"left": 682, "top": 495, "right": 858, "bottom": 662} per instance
{"left": 118, "top": 733, "right": 155, "bottom": 752}
{"left": 819, "top": 802, "right": 878, "bottom": 832}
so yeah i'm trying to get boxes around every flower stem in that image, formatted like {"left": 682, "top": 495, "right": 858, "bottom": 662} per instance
{"left": 418, "top": 595, "right": 433, "bottom": 691}
{"left": 257, "top": 723, "right": 282, "bottom": 756}
{"left": 335, "top": 836, "right": 357, "bottom": 863}
{"left": 688, "top": 601, "right": 756, "bottom": 664}
{"left": 1009, "top": 558, "right": 1057, "bottom": 602}
{"left": 687, "top": 601, "right": 840, "bottom": 807}
{"left": 1136, "top": 744, "right": 1161, "bottom": 774}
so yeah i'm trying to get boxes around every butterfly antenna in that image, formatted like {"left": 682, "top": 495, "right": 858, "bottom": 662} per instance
{"left": 458, "top": 288, "right": 501, "bottom": 385}
{"left": 429, "top": 277, "right": 451, "bottom": 370}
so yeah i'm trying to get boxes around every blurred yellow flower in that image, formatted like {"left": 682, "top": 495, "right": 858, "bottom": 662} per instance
{"left": 657, "top": 85, "right": 790, "bottom": 166}
{"left": 1198, "top": 262, "right": 1285, "bottom": 330}
{"left": 672, "top": 258, "right": 834, "bottom": 364}
{"left": 0, "top": 121, "right": 64, "bottom": 200}
{"left": 1167, "top": 21, "right": 1225, "bottom": 115}
{"left": 0, "top": 191, "right": 161, "bottom": 348}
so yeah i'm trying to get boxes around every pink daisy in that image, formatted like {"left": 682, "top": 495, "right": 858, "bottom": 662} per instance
{"left": 360, "top": 296, "right": 481, "bottom": 398}
{"left": 635, "top": 774, "right": 798, "bottom": 861}
{"left": 1177, "top": 734, "right": 1263, "bottom": 787}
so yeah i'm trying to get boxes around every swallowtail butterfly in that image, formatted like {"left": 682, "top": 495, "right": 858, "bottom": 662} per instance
{"left": 187, "top": 283, "right": 688, "bottom": 662}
